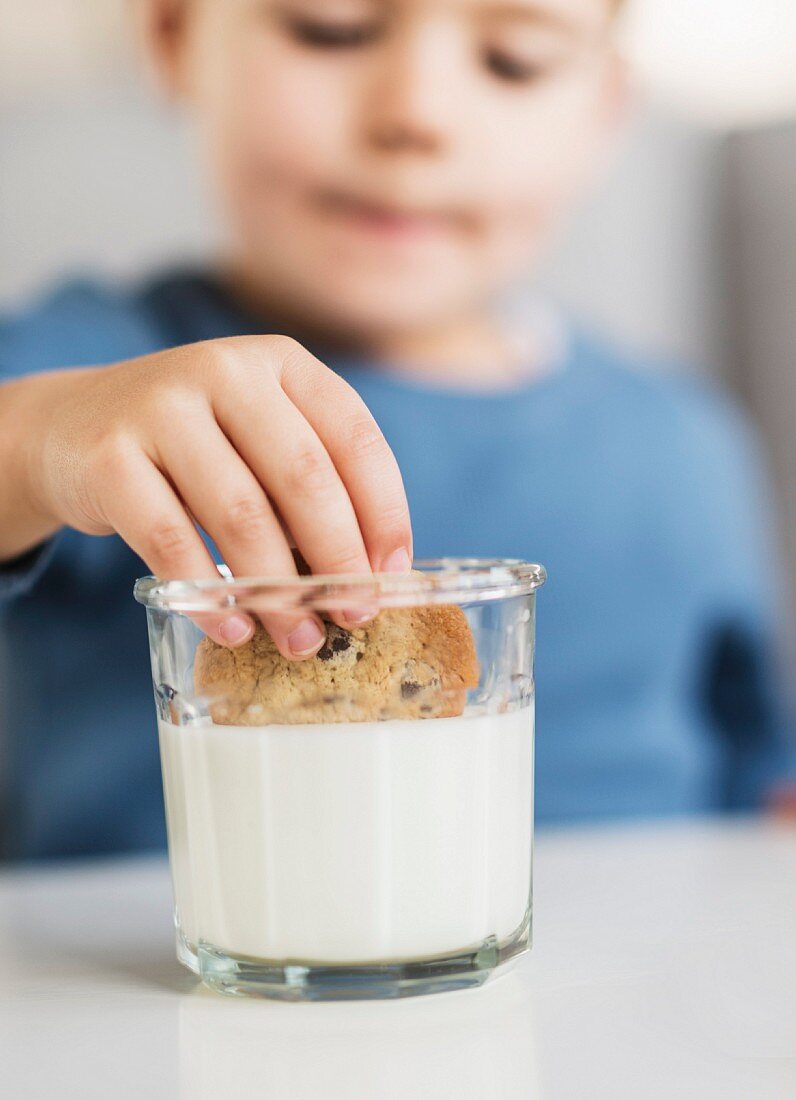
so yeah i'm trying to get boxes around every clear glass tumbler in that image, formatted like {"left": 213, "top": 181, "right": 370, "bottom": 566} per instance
{"left": 134, "top": 559, "right": 545, "bottom": 1001}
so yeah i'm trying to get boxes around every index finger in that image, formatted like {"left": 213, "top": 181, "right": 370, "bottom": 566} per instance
{"left": 280, "top": 354, "right": 413, "bottom": 574}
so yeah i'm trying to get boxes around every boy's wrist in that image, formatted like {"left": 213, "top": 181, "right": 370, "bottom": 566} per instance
{"left": 0, "top": 370, "right": 88, "bottom": 561}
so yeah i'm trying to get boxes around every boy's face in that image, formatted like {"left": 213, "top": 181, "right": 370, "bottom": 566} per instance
{"left": 149, "top": 0, "right": 622, "bottom": 339}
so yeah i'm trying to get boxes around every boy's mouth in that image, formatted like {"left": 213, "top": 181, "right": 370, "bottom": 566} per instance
{"left": 313, "top": 189, "right": 469, "bottom": 244}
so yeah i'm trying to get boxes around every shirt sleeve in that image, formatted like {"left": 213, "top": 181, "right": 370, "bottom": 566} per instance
{"left": 690, "top": 391, "right": 796, "bottom": 810}
{"left": 0, "top": 279, "right": 160, "bottom": 381}
{"left": 0, "top": 539, "right": 61, "bottom": 603}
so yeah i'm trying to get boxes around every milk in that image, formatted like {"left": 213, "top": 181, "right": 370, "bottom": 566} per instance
{"left": 159, "top": 707, "right": 533, "bottom": 963}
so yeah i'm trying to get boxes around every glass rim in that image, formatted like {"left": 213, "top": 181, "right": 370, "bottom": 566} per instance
{"left": 133, "top": 557, "right": 546, "bottom": 613}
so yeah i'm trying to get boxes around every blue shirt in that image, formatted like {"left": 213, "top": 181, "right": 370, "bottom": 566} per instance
{"left": 1, "top": 272, "right": 793, "bottom": 860}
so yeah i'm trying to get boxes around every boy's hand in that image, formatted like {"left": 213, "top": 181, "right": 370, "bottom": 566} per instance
{"left": 10, "top": 336, "right": 412, "bottom": 657}
{"left": 768, "top": 785, "right": 796, "bottom": 824}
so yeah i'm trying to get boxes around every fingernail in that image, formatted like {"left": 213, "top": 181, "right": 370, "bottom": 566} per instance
{"left": 218, "top": 614, "right": 253, "bottom": 646}
{"left": 381, "top": 547, "right": 412, "bottom": 573}
{"left": 343, "top": 606, "right": 377, "bottom": 625}
{"left": 287, "top": 618, "right": 325, "bottom": 657}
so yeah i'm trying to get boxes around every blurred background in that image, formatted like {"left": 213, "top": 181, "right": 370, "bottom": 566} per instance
{"left": 1, "top": 0, "right": 795, "bottom": 619}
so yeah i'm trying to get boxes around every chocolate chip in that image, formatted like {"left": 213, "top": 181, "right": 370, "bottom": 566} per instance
{"left": 401, "top": 681, "right": 422, "bottom": 699}
{"left": 421, "top": 705, "right": 432, "bottom": 714}
{"left": 322, "top": 695, "right": 337, "bottom": 704}
{"left": 356, "top": 652, "right": 364, "bottom": 662}
{"left": 316, "top": 625, "right": 352, "bottom": 661}
{"left": 317, "top": 638, "right": 351, "bottom": 662}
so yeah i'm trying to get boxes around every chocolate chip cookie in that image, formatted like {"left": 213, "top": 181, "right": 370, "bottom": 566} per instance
{"left": 193, "top": 606, "right": 479, "bottom": 725}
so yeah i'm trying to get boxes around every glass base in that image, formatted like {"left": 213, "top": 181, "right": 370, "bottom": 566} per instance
{"left": 176, "top": 921, "right": 530, "bottom": 1001}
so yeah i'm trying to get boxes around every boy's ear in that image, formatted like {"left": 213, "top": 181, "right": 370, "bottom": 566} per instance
{"left": 600, "top": 48, "right": 632, "bottom": 138}
{"left": 590, "top": 48, "right": 633, "bottom": 179}
{"left": 132, "top": 0, "right": 193, "bottom": 99}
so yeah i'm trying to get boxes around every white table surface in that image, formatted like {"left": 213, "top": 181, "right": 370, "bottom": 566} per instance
{"left": 2, "top": 819, "right": 795, "bottom": 1100}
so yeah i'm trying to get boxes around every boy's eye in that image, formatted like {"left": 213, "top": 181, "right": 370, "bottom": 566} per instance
{"left": 283, "top": 17, "right": 382, "bottom": 48}
{"left": 483, "top": 48, "right": 550, "bottom": 85}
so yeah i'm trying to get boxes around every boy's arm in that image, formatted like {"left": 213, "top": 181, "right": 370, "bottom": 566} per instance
{"left": 695, "top": 397, "right": 796, "bottom": 811}
{"left": 704, "top": 612, "right": 796, "bottom": 812}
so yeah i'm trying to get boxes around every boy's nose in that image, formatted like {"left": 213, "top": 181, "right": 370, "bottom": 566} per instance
{"left": 368, "top": 120, "right": 441, "bottom": 157}
{"left": 362, "top": 25, "right": 463, "bottom": 159}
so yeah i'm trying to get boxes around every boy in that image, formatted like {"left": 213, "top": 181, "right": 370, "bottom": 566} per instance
{"left": 0, "top": 0, "right": 792, "bottom": 859}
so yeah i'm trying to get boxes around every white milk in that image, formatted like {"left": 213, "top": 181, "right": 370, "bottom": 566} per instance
{"left": 159, "top": 707, "right": 533, "bottom": 963}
